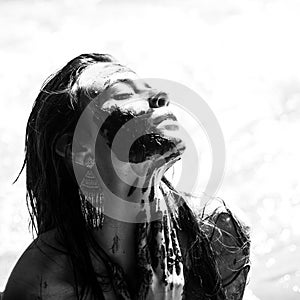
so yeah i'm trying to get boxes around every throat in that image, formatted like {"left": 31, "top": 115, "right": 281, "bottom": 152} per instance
{"left": 91, "top": 178, "right": 166, "bottom": 295}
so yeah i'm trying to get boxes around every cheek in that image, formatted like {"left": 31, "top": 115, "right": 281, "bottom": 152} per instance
{"left": 101, "top": 99, "right": 120, "bottom": 110}
{"left": 121, "top": 101, "right": 149, "bottom": 113}
{"left": 101, "top": 99, "right": 149, "bottom": 113}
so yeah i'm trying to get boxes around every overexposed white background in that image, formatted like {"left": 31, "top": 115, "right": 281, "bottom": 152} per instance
{"left": 1, "top": 0, "right": 300, "bottom": 299}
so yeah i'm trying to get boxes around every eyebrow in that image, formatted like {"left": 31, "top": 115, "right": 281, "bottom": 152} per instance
{"left": 104, "top": 78, "right": 151, "bottom": 92}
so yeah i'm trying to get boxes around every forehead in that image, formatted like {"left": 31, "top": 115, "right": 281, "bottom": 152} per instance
{"left": 77, "top": 62, "right": 139, "bottom": 93}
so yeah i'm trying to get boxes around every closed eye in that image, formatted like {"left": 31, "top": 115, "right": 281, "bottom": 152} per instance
{"left": 109, "top": 81, "right": 135, "bottom": 100}
{"left": 113, "top": 93, "right": 134, "bottom": 100}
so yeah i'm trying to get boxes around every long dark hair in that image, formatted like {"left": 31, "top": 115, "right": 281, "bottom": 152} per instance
{"left": 16, "top": 53, "right": 250, "bottom": 300}
{"left": 16, "top": 53, "right": 118, "bottom": 299}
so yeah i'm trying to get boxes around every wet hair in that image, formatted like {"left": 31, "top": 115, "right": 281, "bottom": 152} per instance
{"left": 16, "top": 53, "right": 250, "bottom": 299}
{"left": 16, "top": 53, "right": 118, "bottom": 299}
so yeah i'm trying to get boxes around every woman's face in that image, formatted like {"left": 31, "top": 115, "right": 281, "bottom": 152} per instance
{"left": 77, "top": 62, "right": 185, "bottom": 164}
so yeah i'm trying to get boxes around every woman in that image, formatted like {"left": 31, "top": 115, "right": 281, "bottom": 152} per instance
{"left": 2, "top": 53, "right": 250, "bottom": 300}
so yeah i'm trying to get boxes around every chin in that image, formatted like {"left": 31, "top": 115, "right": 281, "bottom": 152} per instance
{"left": 129, "top": 133, "right": 186, "bottom": 164}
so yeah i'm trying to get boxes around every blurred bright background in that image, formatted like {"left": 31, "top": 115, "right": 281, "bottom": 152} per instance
{"left": 1, "top": 0, "right": 300, "bottom": 299}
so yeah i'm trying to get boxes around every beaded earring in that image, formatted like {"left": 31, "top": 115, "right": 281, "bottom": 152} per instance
{"left": 79, "top": 156, "right": 104, "bottom": 229}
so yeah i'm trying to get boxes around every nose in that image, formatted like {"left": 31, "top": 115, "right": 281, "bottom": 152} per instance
{"left": 148, "top": 92, "right": 170, "bottom": 108}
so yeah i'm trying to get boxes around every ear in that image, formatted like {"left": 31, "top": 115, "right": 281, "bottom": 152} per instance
{"left": 55, "top": 133, "right": 73, "bottom": 158}
{"left": 55, "top": 132, "right": 95, "bottom": 168}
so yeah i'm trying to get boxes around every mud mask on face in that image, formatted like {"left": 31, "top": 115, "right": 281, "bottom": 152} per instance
{"left": 94, "top": 107, "right": 181, "bottom": 164}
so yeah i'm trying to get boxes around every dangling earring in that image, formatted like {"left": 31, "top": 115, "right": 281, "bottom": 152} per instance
{"left": 79, "top": 156, "right": 104, "bottom": 229}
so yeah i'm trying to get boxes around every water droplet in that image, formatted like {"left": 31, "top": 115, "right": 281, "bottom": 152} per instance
{"left": 279, "top": 274, "right": 290, "bottom": 283}
{"left": 292, "top": 285, "right": 300, "bottom": 293}
{"left": 266, "top": 257, "right": 275, "bottom": 268}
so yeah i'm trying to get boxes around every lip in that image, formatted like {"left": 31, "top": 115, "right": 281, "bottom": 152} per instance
{"left": 156, "top": 119, "right": 179, "bottom": 130}
{"left": 151, "top": 112, "right": 178, "bottom": 126}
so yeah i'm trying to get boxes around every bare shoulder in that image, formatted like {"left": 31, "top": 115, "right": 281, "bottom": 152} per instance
{"left": 196, "top": 197, "right": 251, "bottom": 298}
{"left": 2, "top": 229, "right": 77, "bottom": 300}
{"left": 185, "top": 195, "right": 250, "bottom": 238}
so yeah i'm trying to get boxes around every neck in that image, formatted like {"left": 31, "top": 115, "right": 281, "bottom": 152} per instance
{"left": 91, "top": 158, "right": 168, "bottom": 271}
